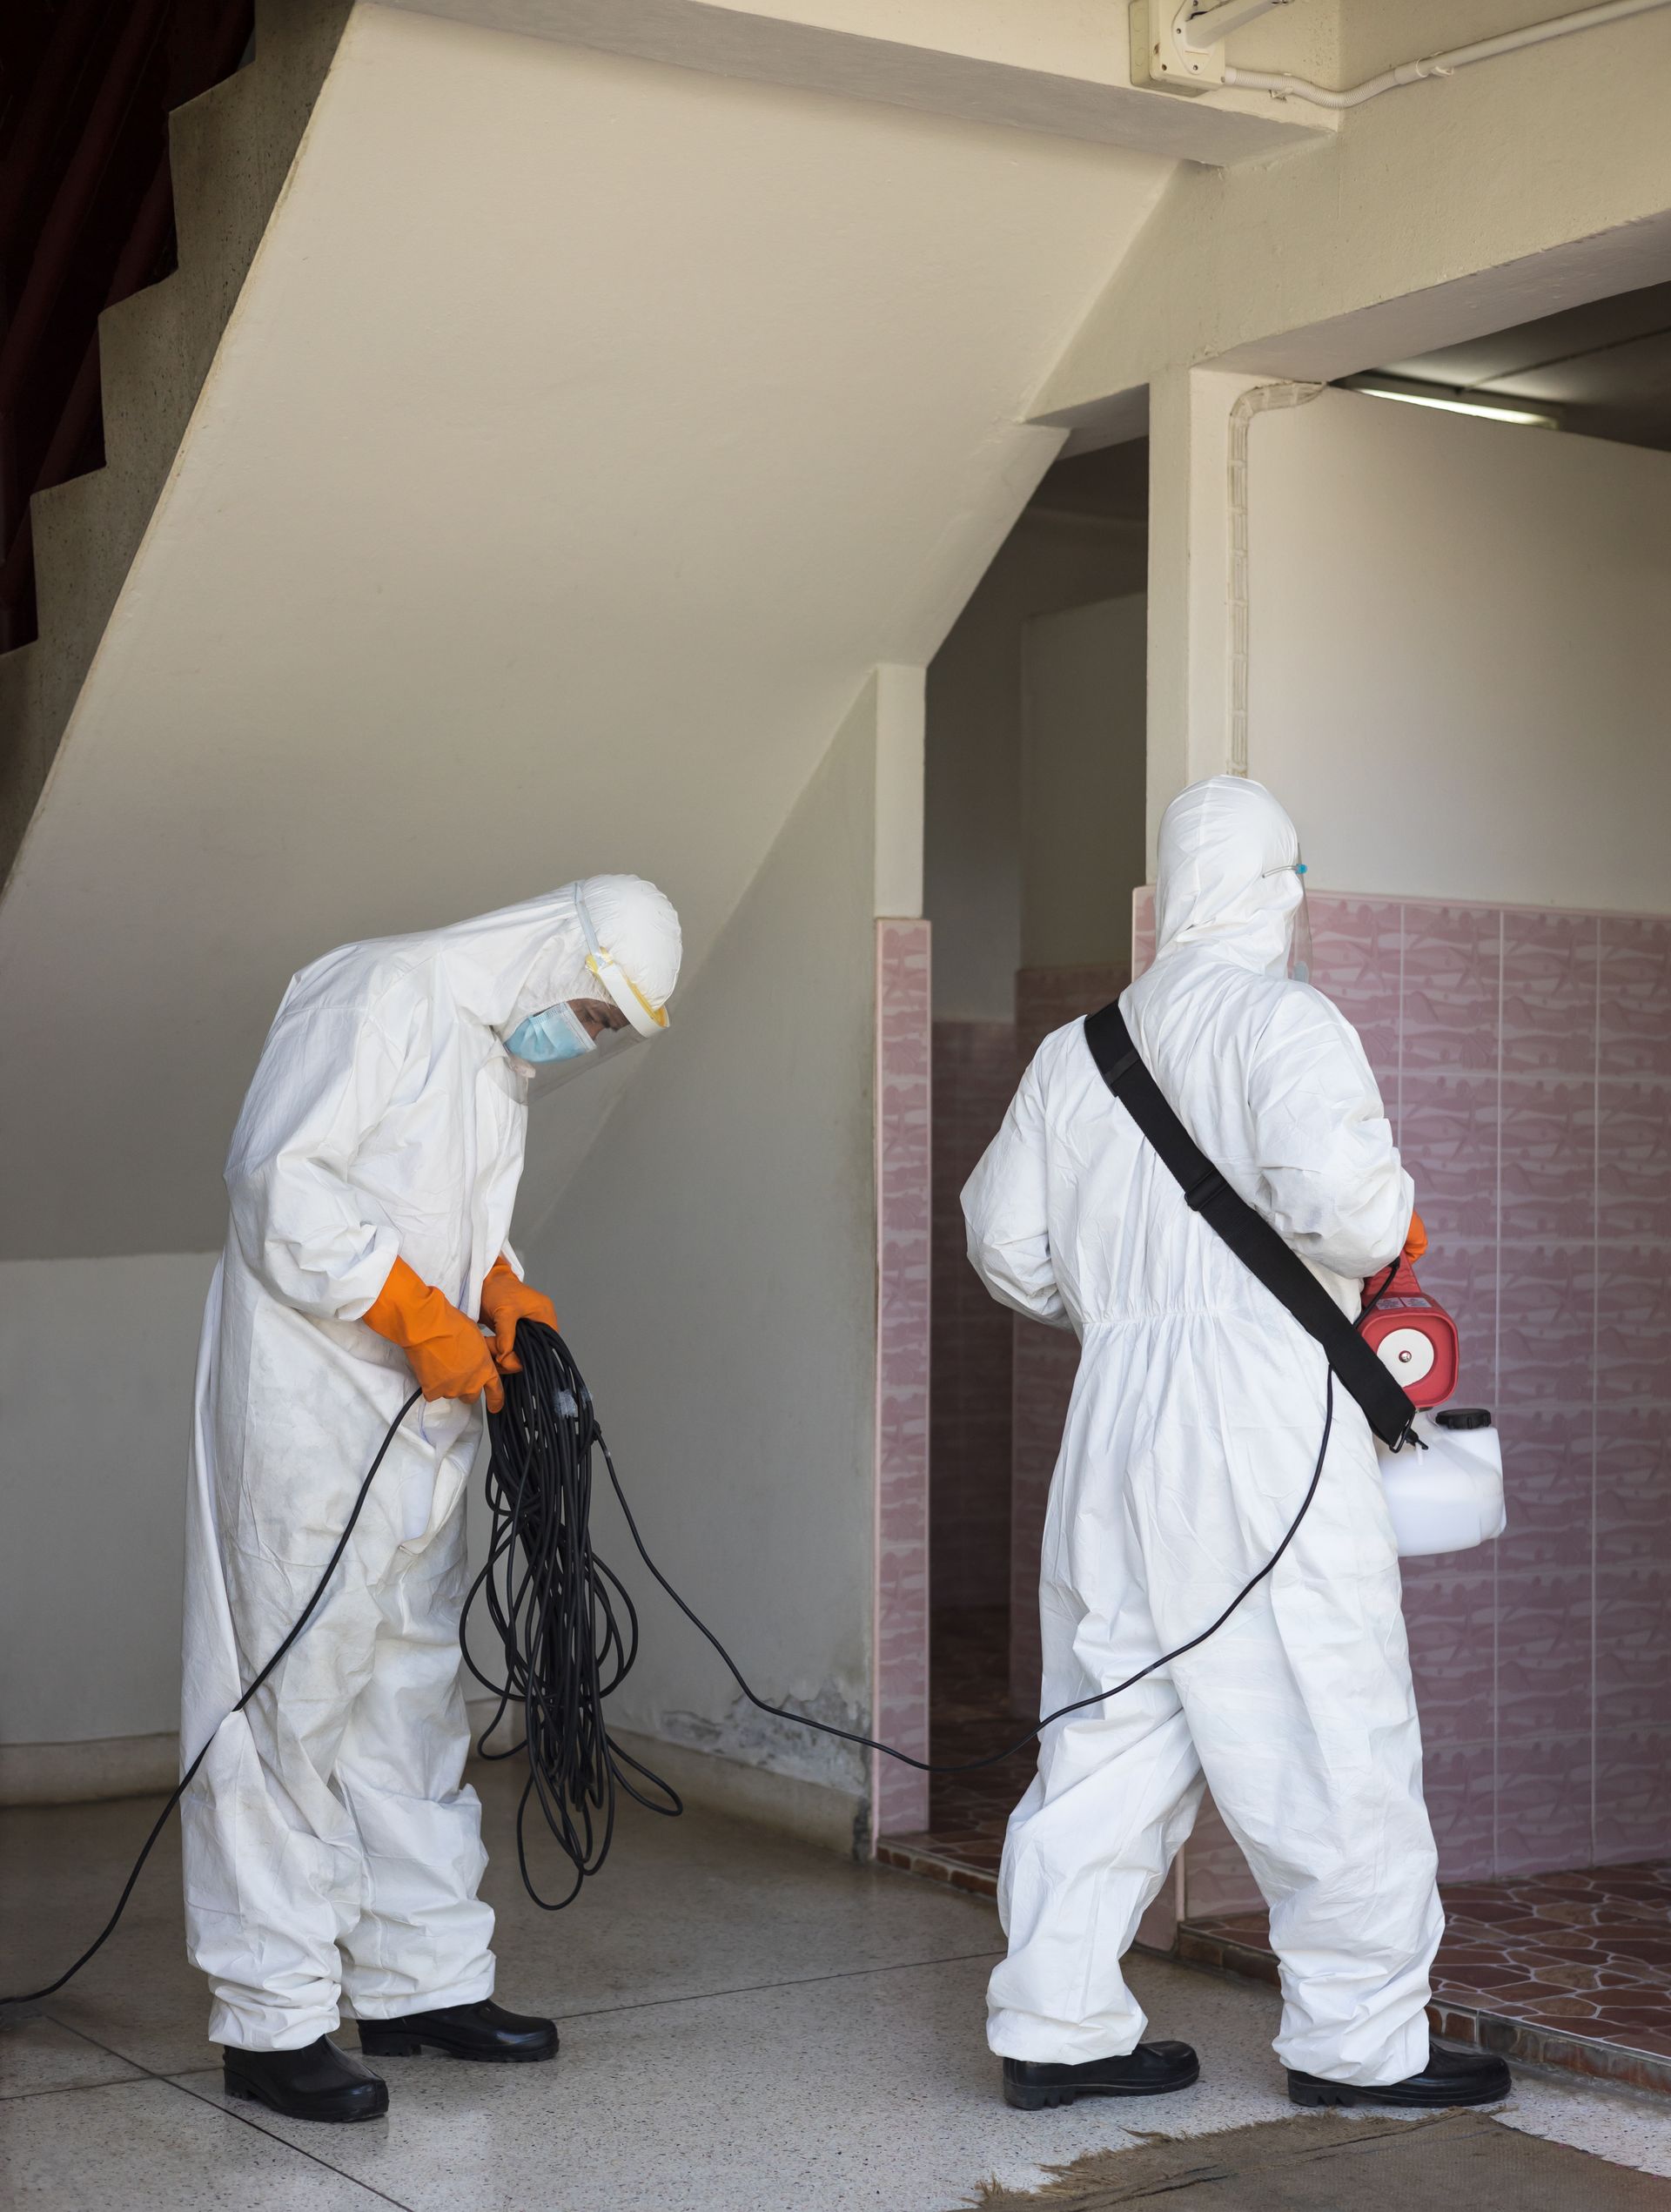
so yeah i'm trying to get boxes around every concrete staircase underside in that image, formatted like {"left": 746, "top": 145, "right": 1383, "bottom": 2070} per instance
{"left": 0, "top": 3, "right": 1172, "bottom": 1263}
{"left": 0, "top": 0, "right": 353, "bottom": 881}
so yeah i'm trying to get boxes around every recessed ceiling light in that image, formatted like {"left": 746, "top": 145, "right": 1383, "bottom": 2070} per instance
{"left": 1337, "top": 374, "right": 1560, "bottom": 429}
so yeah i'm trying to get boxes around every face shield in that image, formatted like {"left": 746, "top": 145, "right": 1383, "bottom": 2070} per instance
{"left": 500, "top": 885, "right": 675, "bottom": 1086}
{"left": 505, "top": 997, "right": 646, "bottom": 1088}
{"left": 1264, "top": 858, "right": 1312, "bottom": 984}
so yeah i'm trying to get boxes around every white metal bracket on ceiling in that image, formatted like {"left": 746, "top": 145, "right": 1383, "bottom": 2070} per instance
{"left": 1138, "top": 0, "right": 1671, "bottom": 110}
{"left": 1131, "top": 0, "right": 1292, "bottom": 96}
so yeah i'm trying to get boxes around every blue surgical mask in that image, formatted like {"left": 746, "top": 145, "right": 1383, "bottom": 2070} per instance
{"left": 504, "top": 1002, "right": 596, "bottom": 1066}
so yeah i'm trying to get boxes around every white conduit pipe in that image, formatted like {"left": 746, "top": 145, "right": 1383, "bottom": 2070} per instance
{"left": 1224, "top": 0, "right": 1671, "bottom": 108}
{"left": 1227, "top": 380, "right": 1322, "bottom": 779}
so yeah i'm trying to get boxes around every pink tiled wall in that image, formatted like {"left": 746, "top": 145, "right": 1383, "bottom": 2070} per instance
{"left": 1124, "top": 888, "right": 1671, "bottom": 1906}
{"left": 1008, "top": 965, "right": 1131, "bottom": 1718}
{"left": 929, "top": 1021, "right": 1018, "bottom": 1611}
{"left": 873, "top": 919, "right": 933, "bottom": 1839}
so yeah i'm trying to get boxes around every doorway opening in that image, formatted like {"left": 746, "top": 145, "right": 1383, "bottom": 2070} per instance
{"left": 893, "top": 434, "right": 1150, "bottom": 1884}
{"left": 882, "top": 276, "right": 1671, "bottom": 2098}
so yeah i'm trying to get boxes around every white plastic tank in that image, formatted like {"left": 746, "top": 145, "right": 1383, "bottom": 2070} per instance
{"left": 1377, "top": 1408, "right": 1507, "bottom": 1558}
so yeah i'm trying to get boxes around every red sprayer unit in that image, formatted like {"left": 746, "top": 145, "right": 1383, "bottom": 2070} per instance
{"left": 1361, "top": 1258, "right": 1505, "bottom": 1557}
{"left": 1359, "top": 1258, "right": 1460, "bottom": 1410}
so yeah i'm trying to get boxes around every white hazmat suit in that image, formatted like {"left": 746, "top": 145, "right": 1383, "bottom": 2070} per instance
{"left": 965, "top": 778, "right": 1441, "bottom": 2088}
{"left": 181, "top": 876, "right": 681, "bottom": 2051}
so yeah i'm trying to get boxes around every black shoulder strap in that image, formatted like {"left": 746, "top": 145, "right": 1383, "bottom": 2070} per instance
{"left": 1083, "top": 1000, "right": 1417, "bottom": 1450}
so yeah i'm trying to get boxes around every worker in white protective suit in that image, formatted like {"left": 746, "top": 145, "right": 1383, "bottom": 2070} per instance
{"left": 964, "top": 778, "right": 1510, "bottom": 2115}
{"left": 181, "top": 875, "right": 681, "bottom": 2124}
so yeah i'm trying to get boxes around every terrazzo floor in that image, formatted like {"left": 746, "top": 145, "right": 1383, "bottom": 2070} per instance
{"left": 6, "top": 1758, "right": 1671, "bottom": 2209}
{"left": 880, "top": 1610, "right": 1671, "bottom": 2099}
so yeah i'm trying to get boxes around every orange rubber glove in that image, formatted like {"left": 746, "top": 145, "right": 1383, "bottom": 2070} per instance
{"left": 364, "top": 1256, "right": 504, "bottom": 1414}
{"left": 478, "top": 1255, "right": 560, "bottom": 1375}
{"left": 1404, "top": 1207, "right": 1428, "bottom": 1264}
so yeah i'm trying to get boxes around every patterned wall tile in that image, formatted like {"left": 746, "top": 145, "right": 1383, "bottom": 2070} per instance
{"left": 1400, "top": 1568, "right": 1497, "bottom": 1746}
{"left": 1599, "top": 918, "right": 1671, "bottom": 1080}
{"left": 1595, "top": 1726, "right": 1671, "bottom": 1865}
{"left": 874, "top": 919, "right": 932, "bottom": 1838}
{"left": 1502, "top": 911, "right": 1600, "bottom": 1080}
{"left": 1497, "top": 1243, "right": 1599, "bottom": 1415}
{"left": 1595, "top": 1246, "right": 1671, "bottom": 1409}
{"left": 1593, "top": 1565, "right": 1671, "bottom": 1730}
{"left": 1495, "top": 1732, "right": 1594, "bottom": 1878}
{"left": 1599, "top": 1081, "right": 1671, "bottom": 1247}
{"left": 1493, "top": 1569, "right": 1593, "bottom": 1745}
{"left": 1499, "top": 1082, "right": 1600, "bottom": 1245}
{"left": 1401, "top": 904, "right": 1501, "bottom": 1079}
{"left": 1307, "top": 895, "right": 1403, "bottom": 1079}
{"left": 1492, "top": 1411, "right": 1593, "bottom": 1572}
{"left": 1421, "top": 1737, "right": 1499, "bottom": 1881}
{"left": 1594, "top": 1411, "right": 1671, "bottom": 1573}
{"left": 1399, "top": 1073, "right": 1500, "bottom": 1241}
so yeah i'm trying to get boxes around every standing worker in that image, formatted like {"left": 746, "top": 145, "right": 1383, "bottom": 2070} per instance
{"left": 963, "top": 778, "right": 1508, "bottom": 2114}
{"left": 181, "top": 876, "right": 681, "bottom": 2123}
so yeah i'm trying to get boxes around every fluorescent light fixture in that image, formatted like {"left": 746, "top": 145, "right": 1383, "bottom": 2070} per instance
{"left": 1337, "top": 373, "right": 1561, "bottom": 429}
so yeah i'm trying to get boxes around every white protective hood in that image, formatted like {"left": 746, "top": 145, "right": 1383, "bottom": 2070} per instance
{"left": 413, "top": 872, "right": 681, "bottom": 1040}
{"left": 1153, "top": 776, "right": 1304, "bottom": 979}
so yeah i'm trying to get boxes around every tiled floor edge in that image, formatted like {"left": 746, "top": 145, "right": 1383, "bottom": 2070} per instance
{"left": 1426, "top": 2001, "right": 1671, "bottom": 2096}
{"left": 1178, "top": 1923, "right": 1671, "bottom": 2099}
{"left": 876, "top": 1837, "right": 999, "bottom": 1899}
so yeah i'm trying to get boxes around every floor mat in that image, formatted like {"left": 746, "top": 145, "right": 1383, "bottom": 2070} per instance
{"left": 960, "top": 2109, "right": 1671, "bottom": 2209}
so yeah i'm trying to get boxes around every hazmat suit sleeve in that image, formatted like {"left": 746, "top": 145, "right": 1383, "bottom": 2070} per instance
{"left": 1245, "top": 985, "right": 1413, "bottom": 1281}
{"left": 962, "top": 1055, "right": 1072, "bottom": 1331}
{"left": 225, "top": 1004, "right": 411, "bottom": 1323}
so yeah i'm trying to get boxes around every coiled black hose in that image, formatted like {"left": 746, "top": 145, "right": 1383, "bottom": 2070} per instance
{"left": 466, "top": 1323, "right": 680, "bottom": 1909}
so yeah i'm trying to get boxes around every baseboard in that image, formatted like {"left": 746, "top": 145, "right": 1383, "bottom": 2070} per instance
{"left": 3, "top": 1712, "right": 867, "bottom": 1857}
{"left": 603, "top": 1727, "right": 866, "bottom": 1858}
{"left": 0, "top": 1730, "right": 178, "bottom": 1806}
{"left": 465, "top": 1700, "right": 864, "bottom": 1858}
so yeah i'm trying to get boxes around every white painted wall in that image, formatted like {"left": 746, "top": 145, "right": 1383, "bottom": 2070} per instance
{"left": 0, "top": 1254, "right": 217, "bottom": 1745}
{"left": 925, "top": 511, "right": 1144, "bottom": 1019}
{"left": 515, "top": 682, "right": 884, "bottom": 1813}
{"left": 2, "top": 676, "right": 886, "bottom": 1781}
{"left": 1246, "top": 389, "right": 1671, "bottom": 911}
{"left": 1020, "top": 594, "right": 1146, "bottom": 970}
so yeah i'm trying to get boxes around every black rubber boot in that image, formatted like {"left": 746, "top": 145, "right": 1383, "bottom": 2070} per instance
{"left": 359, "top": 1997, "right": 559, "bottom": 2064}
{"left": 223, "top": 2036, "right": 388, "bottom": 2122}
{"left": 1289, "top": 2041, "right": 1511, "bottom": 2109}
{"left": 1003, "top": 2041, "right": 1200, "bottom": 2109}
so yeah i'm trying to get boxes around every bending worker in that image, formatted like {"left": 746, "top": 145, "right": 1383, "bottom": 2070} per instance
{"left": 963, "top": 777, "right": 1508, "bottom": 2115}
{"left": 181, "top": 875, "right": 681, "bottom": 2124}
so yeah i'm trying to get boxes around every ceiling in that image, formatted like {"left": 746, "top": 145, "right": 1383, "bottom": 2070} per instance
{"left": 1372, "top": 279, "right": 1671, "bottom": 453}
